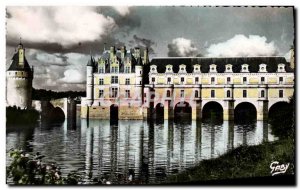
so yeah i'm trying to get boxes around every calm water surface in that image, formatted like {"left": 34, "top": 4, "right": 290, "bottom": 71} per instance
{"left": 6, "top": 118, "right": 277, "bottom": 184}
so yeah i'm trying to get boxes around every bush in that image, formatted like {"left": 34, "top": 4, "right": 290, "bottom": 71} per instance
{"left": 6, "top": 149, "right": 82, "bottom": 185}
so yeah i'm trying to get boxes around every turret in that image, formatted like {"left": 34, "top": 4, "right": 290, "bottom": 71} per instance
{"left": 6, "top": 41, "right": 33, "bottom": 109}
{"left": 86, "top": 56, "right": 95, "bottom": 106}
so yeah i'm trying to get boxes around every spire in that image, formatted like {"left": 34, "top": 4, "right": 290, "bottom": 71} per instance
{"left": 18, "top": 37, "right": 23, "bottom": 50}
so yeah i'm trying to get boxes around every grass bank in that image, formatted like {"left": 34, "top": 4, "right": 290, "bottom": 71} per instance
{"left": 165, "top": 138, "right": 295, "bottom": 184}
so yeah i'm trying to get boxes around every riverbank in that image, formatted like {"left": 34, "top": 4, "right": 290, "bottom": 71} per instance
{"left": 6, "top": 107, "right": 39, "bottom": 125}
{"left": 165, "top": 138, "right": 295, "bottom": 185}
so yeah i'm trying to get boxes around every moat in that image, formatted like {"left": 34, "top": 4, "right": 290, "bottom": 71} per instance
{"left": 6, "top": 118, "right": 277, "bottom": 184}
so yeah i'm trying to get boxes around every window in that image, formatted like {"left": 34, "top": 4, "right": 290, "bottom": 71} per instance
{"left": 195, "top": 77, "right": 199, "bottom": 84}
{"left": 227, "top": 90, "right": 230, "bottom": 98}
{"left": 111, "top": 87, "right": 118, "bottom": 98}
{"left": 279, "top": 77, "right": 283, "bottom": 84}
{"left": 125, "top": 66, "right": 131, "bottom": 73}
{"left": 167, "top": 90, "right": 171, "bottom": 97}
{"left": 125, "top": 78, "right": 130, "bottom": 85}
{"left": 167, "top": 77, "right": 171, "bottom": 84}
{"left": 99, "top": 90, "right": 104, "bottom": 98}
{"left": 99, "top": 78, "right": 104, "bottom": 85}
{"left": 243, "top": 77, "right": 247, "bottom": 84}
{"left": 180, "top": 90, "right": 184, "bottom": 98}
{"left": 99, "top": 67, "right": 104, "bottom": 73}
{"left": 111, "top": 76, "right": 118, "bottom": 84}
{"left": 261, "top": 77, "right": 265, "bottom": 84}
{"left": 195, "top": 90, "right": 199, "bottom": 98}
{"left": 227, "top": 77, "right": 231, "bottom": 84}
{"left": 111, "top": 66, "right": 119, "bottom": 73}
{"left": 181, "top": 77, "right": 184, "bottom": 83}
{"left": 125, "top": 90, "right": 130, "bottom": 98}
{"left": 279, "top": 90, "right": 283, "bottom": 98}
{"left": 211, "top": 77, "right": 215, "bottom": 84}
{"left": 152, "top": 77, "right": 155, "bottom": 83}
{"left": 144, "top": 93, "right": 146, "bottom": 97}
{"left": 211, "top": 90, "right": 215, "bottom": 98}
{"left": 261, "top": 90, "right": 265, "bottom": 98}
{"left": 243, "top": 90, "right": 247, "bottom": 98}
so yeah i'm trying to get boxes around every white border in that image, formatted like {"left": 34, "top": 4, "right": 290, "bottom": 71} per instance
{"left": 0, "top": 1, "right": 298, "bottom": 190}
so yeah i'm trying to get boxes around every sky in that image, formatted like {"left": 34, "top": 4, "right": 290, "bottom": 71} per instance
{"left": 5, "top": 6, "right": 294, "bottom": 91}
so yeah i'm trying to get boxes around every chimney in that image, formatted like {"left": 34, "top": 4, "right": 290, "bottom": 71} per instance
{"left": 121, "top": 46, "right": 126, "bottom": 59}
{"left": 134, "top": 47, "right": 140, "bottom": 59}
{"left": 110, "top": 46, "right": 115, "bottom": 59}
{"left": 143, "top": 48, "right": 149, "bottom": 65}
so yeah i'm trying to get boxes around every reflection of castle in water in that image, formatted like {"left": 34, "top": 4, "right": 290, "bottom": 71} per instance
{"left": 6, "top": 119, "right": 276, "bottom": 184}
{"left": 74, "top": 120, "right": 277, "bottom": 183}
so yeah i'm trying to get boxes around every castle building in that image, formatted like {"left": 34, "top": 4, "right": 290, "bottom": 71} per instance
{"left": 81, "top": 46, "right": 149, "bottom": 119}
{"left": 6, "top": 42, "right": 33, "bottom": 109}
{"left": 81, "top": 46, "right": 294, "bottom": 121}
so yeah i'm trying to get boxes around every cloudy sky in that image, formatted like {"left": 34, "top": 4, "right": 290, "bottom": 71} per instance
{"left": 6, "top": 6, "right": 294, "bottom": 91}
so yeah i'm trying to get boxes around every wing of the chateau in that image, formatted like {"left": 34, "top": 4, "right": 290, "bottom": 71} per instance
{"left": 81, "top": 45, "right": 294, "bottom": 120}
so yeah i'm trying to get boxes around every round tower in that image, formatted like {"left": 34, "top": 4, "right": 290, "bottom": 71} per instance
{"left": 6, "top": 42, "right": 33, "bottom": 109}
{"left": 86, "top": 56, "right": 95, "bottom": 106}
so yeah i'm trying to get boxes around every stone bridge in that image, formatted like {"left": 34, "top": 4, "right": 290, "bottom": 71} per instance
{"left": 32, "top": 98, "right": 79, "bottom": 119}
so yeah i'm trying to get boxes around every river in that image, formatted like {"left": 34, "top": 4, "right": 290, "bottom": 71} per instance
{"left": 6, "top": 118, "right": 277, "bottom": 184}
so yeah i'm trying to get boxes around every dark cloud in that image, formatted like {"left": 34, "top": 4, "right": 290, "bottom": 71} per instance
{"left": 129, "top": 35, "right": 156, "bottom": 54}
{"left": 5, "top": 6, "right": 294, "bottom": 91}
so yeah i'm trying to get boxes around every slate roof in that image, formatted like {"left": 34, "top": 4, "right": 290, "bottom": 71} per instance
{"left": 98, "top": 49, "right": 140, "bottom": 73}
{"left": 7, "top": 51, "right": 32, "bottom": 72}
{"left": 149, "top": 57, "right": 292, "bottom": 73}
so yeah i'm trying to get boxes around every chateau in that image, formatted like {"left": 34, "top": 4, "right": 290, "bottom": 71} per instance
{"left": 6, "top": 42, "right": 33, "bottom": 109}
{"left": 81, "top": 45, "right": 294, "bottom": 121}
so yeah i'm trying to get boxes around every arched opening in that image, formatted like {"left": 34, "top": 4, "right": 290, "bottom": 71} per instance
{"left": 154, "top": 103, "right": 164, "bottom": 123}
{"left": 234, "top": 102, "right": 256, "bottom": 123}
{"left": 174, "top": 101, "right": 192, "bottom": 122}
{"left": 269, "top": 102, "right": 290, "bottom": 121}
{"left": 202, "top": 101, "right": 223, "bottom": 122}
{"left": 110, "top": 104, "right": 118, "bottom": 121}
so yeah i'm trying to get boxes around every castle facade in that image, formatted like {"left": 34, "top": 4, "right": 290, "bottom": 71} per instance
{"left": 81, "top": 45, "right": 294, "bottom": 121}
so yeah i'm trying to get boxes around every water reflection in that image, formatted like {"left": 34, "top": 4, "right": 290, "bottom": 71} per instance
{"left": 6, "top": 119, "right": 277, "bottom": 184}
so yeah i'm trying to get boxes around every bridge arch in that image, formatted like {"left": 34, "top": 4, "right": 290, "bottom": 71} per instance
{"left": 110, "top": 104, "right": 118, "bottom": 120}
{"left": 268, "top": 101, "right": 290, "bottom": 120}
{"left": 154, "top": 103, "right": 164, "bottom": 119}
{"left": 174, "top": 101, "right": 192, "bottom": 115}
{"left": 202, "top": 101, "right": 223, "bottom": 121}
{"left": 234, "top": 102, "right": 257, "bottom": 122}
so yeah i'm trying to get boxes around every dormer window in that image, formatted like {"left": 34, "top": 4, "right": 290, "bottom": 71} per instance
{"left": 241, "top": 64, "right": 249, "bottom": 72}
{"left": 277, "top": 63, "right": 286, "bottom": 73}
{"left": 166, "top": 64, "right": 173, "bottom": 73}
{"left": 99, "top": 66, "right": 104, "bottom": 73}
{"left": 193, "top": 64, "right": 201, "bottom": 73}
{"left": 179, "top": 64, "right": 186, "bottom": 73}
{"left": 209, "top": 64, "right": 217, "bottom": 73}
{"left": 225, "top": 64, "right": 233, "bottom": 73}
{"left": 111, "top": 66, "right": 119, "bottom": 73}
{"left": 259, "top": 63, "right": 267, "bottom": 73}
{"left": 150, "top": 65, "right": 157, "bottom": 73}
{"left": 125, "top": 66, "right": 131, "bottom": 73}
